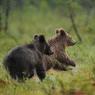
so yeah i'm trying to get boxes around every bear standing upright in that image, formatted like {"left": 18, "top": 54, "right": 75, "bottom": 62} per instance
{"left": 43, "top": 28, "right": 76, "bottom": 71}
{"left": 3, "top": 35, "right": 53, "bottom": 81}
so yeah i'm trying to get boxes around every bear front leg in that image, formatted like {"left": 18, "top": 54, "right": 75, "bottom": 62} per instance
{"left": 36, "top": 63, "right": 46, "bottom": 81}
{"left": 65, "top": 57, "right": 76, "bottom": 67}
{"left": 56, "top": 53, "right": 76, "bottom": 67}
{"left": 53, "top": 59, "right": 67, "bottom": 71}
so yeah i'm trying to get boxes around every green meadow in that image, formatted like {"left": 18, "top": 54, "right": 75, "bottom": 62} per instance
{"left": 0, "top": 5, "right": 95, "bottom": 95}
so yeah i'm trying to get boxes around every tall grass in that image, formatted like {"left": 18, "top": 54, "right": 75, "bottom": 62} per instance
{"left": 0, "top": 8, "right": 95, "bottom": 95}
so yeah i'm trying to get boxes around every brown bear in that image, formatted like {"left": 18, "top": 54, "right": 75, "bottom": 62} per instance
{"left": 3, "top": 35, "right": 53, "bottom": 81}
{"left": 43, "top": 28, "right": 76, "bottom": 71}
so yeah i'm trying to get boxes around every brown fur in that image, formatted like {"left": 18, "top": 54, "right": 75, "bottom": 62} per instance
{"left": 43, "top": 28, "right": 76, "bottom": 71}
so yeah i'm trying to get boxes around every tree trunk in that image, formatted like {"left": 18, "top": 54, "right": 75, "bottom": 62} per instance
{"left": 0, "top": 10, "right": 2, "bottom": 32}
{"left": 4, "top": 0, "right": 10, "bottom": 32}
{"left": 68, "top": 5, "right": 82, "bottom": 42}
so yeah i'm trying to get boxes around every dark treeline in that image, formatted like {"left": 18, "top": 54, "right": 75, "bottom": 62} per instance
{"left": 0, "top": 0, "right": 95, "bottom": 41}
{"left": 0, "top": 0, "right": 95, "bottom": 16}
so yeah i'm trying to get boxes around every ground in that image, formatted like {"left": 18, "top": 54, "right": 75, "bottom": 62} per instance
{"left": 0, "top": 10, "right": 95, "bottom": 95}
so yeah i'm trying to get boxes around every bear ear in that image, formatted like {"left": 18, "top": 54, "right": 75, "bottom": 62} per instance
{"left": 34, "top": 35, "right": 38, "bottom": 40}
{"left": 60, "top": 29, "right": 66, "bottom": 36}
{"left": 56, "top": 29, "right": 59, "bottom": 34}
{"left": 39, "top": 35, "right": 45, "bottom": 43}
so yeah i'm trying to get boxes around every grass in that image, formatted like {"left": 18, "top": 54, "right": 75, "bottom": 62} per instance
{"left": 0, "top": 9, "right": 95, "bottom": 95}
